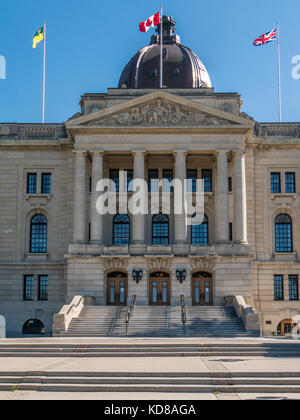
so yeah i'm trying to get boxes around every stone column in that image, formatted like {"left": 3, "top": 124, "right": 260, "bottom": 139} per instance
{"left": 215, "top": 150, "right": 229, "bottom": 243}
{"left": 73, "top": 150, "right": 87, "bottom": 243}
{"left": 90, "top": 151, "right": 104, "bottom": 244}
{"left": 233, "top": 151, "right": 248, "bottom": 244}
{"left": 174, "top": 151, "right": 187, "bottom": 244}
{"left": 132, "top": 151, "right": 146, "bottom": 245}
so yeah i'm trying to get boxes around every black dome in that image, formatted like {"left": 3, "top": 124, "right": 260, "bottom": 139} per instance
{"left": 119, "top": 16, "right": 212, "bottom": 89}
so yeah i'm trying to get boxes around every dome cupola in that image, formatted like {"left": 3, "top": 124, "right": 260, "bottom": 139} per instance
{"left": 119, "top": 15, "right": 212, "bottom": 89}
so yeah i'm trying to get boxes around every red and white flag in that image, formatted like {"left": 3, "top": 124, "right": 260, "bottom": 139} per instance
{"left": 139, "top": 12, "right": 160, "bottom": 33}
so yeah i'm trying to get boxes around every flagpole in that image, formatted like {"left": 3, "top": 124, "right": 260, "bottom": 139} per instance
{"left": 277, "top": 21, "right": 282, "bottom": 122}
{"left": 160, "top": 4, "right": 163, "bottom": 88}
{"left": 42, "top": 20, "right": 46, "bottom": 124}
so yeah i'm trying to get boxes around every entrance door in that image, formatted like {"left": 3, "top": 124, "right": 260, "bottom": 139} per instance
{"left": 150, "top": 272, "right": 170, "bottom": 306}
{"left": 192, "top": 272, "right": 213, "bottom": 306}
{"left": 107, "top": 272, "right": 128, "bottom": 306}
{"left": 277, "top": 319, "right": 293, "bottom": 336}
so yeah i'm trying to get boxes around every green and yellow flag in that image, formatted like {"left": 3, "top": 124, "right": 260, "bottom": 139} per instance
{"left": 32, "top": 27, "right": 44, "bottom": 49}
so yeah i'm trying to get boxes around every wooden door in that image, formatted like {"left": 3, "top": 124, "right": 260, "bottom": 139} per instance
{"left": 149, "top": 273, "right": 170, "bottom": 306}
{"left": 192, "top": 276, "right": 213, "bottom": 306}
{"left": 107, "top": 273, "right": 128, "bottom": 306}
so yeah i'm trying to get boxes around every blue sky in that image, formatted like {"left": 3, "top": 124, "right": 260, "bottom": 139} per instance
{"left": 0, "top": 0, "right": 299, "bottom": 123}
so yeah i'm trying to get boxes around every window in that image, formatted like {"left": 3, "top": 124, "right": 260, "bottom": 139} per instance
{"left": 30, "top": 214, "right": 47, "bottom": 253}
{"left": 113, "top": 214, "right": 130, "bottom": 245}
{"left": 271, "top": 173, "right": 281, "bottom": 194}
{"left": 27, "top": 173, "right": 37, "bottom": 194}
{"left": 152, "top": 214, "right": 169, "bottom": 245}
{"left": 148, "top": 169, "right": 159, "bottom": 192}
{"left": 228, "top": 177, "right": 232, "bottom": 193}
{"left": 23, "top": 275, "right": 34, "bottom": 301}
{"left": 275, "top": 214, "right": 293, "bottom": 253}
{"left": 289, "top": 275, "right": 299, "bottom": 301}
{"left": 274, "top": 275, "right": 284, "bottom": 301}
{"left": 285, "top": 172, "right": 296, "bottom": 194}
{"left": 202, "top": 169, "right": 212, "bottom": 193}
{"left": 38, "top": 275, "right": 48, "bottom": 301}
{"left": 126, "top": 169, "right": 134, "bottom": 192}
{"left": 41, "top": 173, "right": 52, "bottom": 194}
{"left": 109, "top": 169, "right": 119, "bottom": 193}
{"left": 187, "top": 169, "right": 197, "bottom": 193}
{"left": 191, "top": 215, "right": 209, "bottom": 246}
{"left": 229, "top": 223, "right": 233, "bottom": 242}
{"left": 162, "top": 169, "right": 173, "bottom": 192}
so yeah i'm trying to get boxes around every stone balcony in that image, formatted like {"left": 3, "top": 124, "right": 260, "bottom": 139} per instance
{"left": 67, "top": 242, "right": 251, "bottom": 258}
{"left": 254, "top": 122, "right": 300, "bottom": 138}
{"left": 0, "top": 123, "right": 68, "bottom": 140}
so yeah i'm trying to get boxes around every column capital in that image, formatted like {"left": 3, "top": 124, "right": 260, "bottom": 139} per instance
{"left": 215, "top": 150, "right": 230, "bottom": 157}
{"left": 89, "top": 149, "right": 104, "bottom": 157}
{"left": 132, "top": 149, "right": 146, "bottom": 156}
{"left": 232, "top": 150, "right": 246, "bottom": 157}
{"left": 73, "top": 149, "right": 87, "bottom": 156}
{"left": 173, "top": 149, "right": 188, "bottom": 156}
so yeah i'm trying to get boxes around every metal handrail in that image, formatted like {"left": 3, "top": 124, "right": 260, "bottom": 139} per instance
{"left": 125, "top": 295, "right": 136, "bottom": 334}
{"left": 180, "top": 295, "right": 186, "bottom": 334}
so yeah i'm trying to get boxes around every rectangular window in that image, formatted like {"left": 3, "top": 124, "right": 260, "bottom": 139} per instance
{"left": 271, "top": 172, "right": 281, "bottom": 194}
{"left": 162, "top": 169, "right": 173, "bottom": 192}
{"left": 289, "top": 275, "right": 299, "bottom": 301}
{"left": 187, "top": 169, "right": 197, "bottom": 193}
{"left": 148, "top": 169, "right": 159, "bottom": 193}
{"left": 125, "top": 169, "right": 134, "bottom": 193}
{"left": 38, "top": 275, "right": 48, "bottom": 301}
{"left": 41, "top": 173, "right": 52, "bottom": 194}
{"left": 202, "top": 169, "right": 212, "bottom": 193}
{"left": 229, "top": 223, "right": 233, "bottom": 242}
{"left": 27, "top": 173, "right": 37, "bottom": 194}
{"left": 89, "top": 176, "right": 92, "bottom": 193}
{"left": 274, "top": 275, "right": 284, "bottom": 301}
{"left": 109, "top": 169, "right": 119, "bottom": 193}
{"left": 285, "top": 172, "right": 296, "bottom": 194}
{"left": 228, "top": 177, "right": 232, "bottom": 193}
{"left": 23, "top": 275, "right": 34, "bottom": 301}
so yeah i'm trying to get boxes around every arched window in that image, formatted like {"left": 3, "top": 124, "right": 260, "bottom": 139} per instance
{"left": 113, "top": 214, "right": 130, "bottom": 245}
{"left": 23, "top": 319, "right": 45, "bottom": 335}
{"left": 275, "top": 213, "right": 293, "bottom": 253}
{"left": 152, "top": 214, "right": 169, "bottom": 245}
{"left": 191, "top": 215, "right": 209, "bottom": 246}
{"left": 30, "top": 214, "right": 47, "bottom": 253}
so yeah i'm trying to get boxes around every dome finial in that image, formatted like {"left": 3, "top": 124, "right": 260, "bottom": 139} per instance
{"left": 152, "top": 15, "right": 179, "bottom": 45}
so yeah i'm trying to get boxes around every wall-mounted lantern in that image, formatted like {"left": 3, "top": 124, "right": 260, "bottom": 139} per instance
{"left": 132, "top": 269, "right": 143, "bottom": 284}
{"left": 176, "top": 269, "right": 187, "bottom": 285}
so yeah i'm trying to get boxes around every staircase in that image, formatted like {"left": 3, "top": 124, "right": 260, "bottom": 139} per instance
{"left": 185, "top": 306, "right": 256, "bottom": 337}
{"left": 1, "top": 370, "right": 300, "bottom": 393}
{"left": 1, "top": 341, "right": 300, "bottom": 358}
{"left": 57, "top": 305, "right": 258, "bottom": 338}
{"left": 61, "top": 306, "right": 127, "bottom": 337}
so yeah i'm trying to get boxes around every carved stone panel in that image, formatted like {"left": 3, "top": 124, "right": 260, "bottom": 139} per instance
{"left": 86, "top": 100, "right": 237, "bottom": 127}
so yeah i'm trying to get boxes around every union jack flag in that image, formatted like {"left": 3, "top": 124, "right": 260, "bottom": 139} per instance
{"left": 253, "top": 27, "right": 277, "bottom": 46}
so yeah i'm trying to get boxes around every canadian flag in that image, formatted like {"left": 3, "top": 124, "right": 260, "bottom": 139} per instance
{"left": 139, "top": 12, "right": 160, "bottom": 32}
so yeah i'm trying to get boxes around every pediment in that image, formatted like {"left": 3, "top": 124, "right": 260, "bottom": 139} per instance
{"left": 66, "top": 91, "right": 254, "bottom": 130}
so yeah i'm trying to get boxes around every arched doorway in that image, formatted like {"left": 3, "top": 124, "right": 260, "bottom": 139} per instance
{"left": 277, "top": 319, "right": 293, "bottom": 336}
{"left": 23, "top": 319, "right": 45, "bottom": 335}
{"left": 192, "top": 272, "right": 213, "bottom": 306}
{"left": 107, "top": 272, "right": 128, "bottom": 306}
{"left": 149, "top": 272, "right": 170, "bottom": 306}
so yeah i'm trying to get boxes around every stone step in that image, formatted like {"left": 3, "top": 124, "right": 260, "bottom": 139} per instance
{"left": 1, "top": 376, "right": 300, "bottom": 393}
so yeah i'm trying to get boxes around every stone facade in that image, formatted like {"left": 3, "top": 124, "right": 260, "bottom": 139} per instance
{"left": 0, "top": 88, "right": 299, "bottom": 337}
